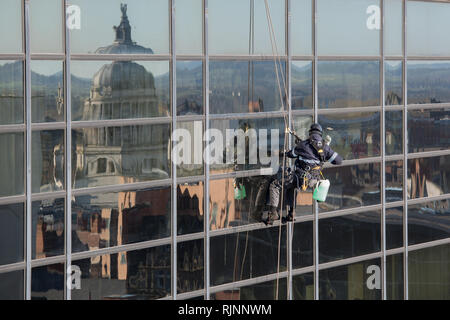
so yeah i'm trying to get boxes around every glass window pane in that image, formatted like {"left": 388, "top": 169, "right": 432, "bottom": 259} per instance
{"left": 72, "top": 187, "right": 170, "bottom": 253}
{"left": 384, "top": 0, "right": 402, "bottom": 56}
{"left": 408, "top": 109, "right": 449, "bottom": 153}
{"left": 386, "top": 110, "right": 403, "bottom": 155}
{"left": 387, "top": 253, "right": 404, "bottom": 300}
{"left": 408, "top": 62, "right": 450, "bottom": 104}
{"left": 175, "top": 0, "right": 202, "bottom": 55}
{"left": 177, "top": 182, "right": 204, "bottom": 236}
{"left": 0, "top": 132, "right": 24, "bottom": 197}
{"left": 0, "top": 60, "right": 23, "bottom": 125}
{"left": 293, "top": 272, "right": 314, "bottom": 300}
{"left": 212, "top": 278, "right": 287, "bottom": 300}
{"left": 409, "top": 244, "right": 450, "bottom": 300}
{"left": 31, "top": 264, "right": 64, "bottom": 300}
{"left": 0, "top": 0, "right": 22, "bottom": 53}
{"left": 0, "top": 203, "right": 24, "bottom": 266}
{"left": 209, "top": 0, "right": 285, "bottom": 55}
{"left": 177, "top": 61, "right": 203, "bottom": 116}
{"left": 319, "top": 162, "right": 380, "bottom": 213}
{"left": 319, "top": 112, "right": 380, "bottom": 160}
{"left": 210, "top": 227, "right": 287, "bottom": 286}
{"left": 71, "top": 245, "right": 171, "bottom": 300}
{"left": 319, "top": 258, "right": 381, "bottom": 300}
{"left": 31, "top": 60, "right": 64, "bottom": 123}
{"left": 176, "top": 121, "right": 204, "bottom": 178}
{"left": 72, "top": 124, "right": 171, "bottom": 189}
{"left": 386, "top": 206, "right": 403, "bottom": 250}
{"left": 68, "top": 0, "right": 169, "bottom": 54}
{"left": 291, "top": 61, "right": 313, "bottom": 110}
{"left": 32, "top": 130, "right": 64, "bottom": 194}
{"left": 292, "top": 221, "right": 313, "bottom": 269}
{"left": 408, "top": 199, "right": 450, "bottom": 246}
{"left": 386, "top": 160, "right": 403, "bottom": 203}
{"left": 210, "top": 61, "right": 286, "bottom": 114}
{"left": 291, "top": 0, "right": 312, "bottom": 56}
{"left": 32, "top": 199, "right": 64, "bottom": 259}
{"left": 70, "top": 60, "right": 170, "bottom": 121}
{"left": 317, "top": 0, "right": 380, "bottom": 56}
{"left": 319, "top": 211, "right": 381, "bottom": 263}
{"left": 177, "top": 239, "right": 204, "bottom": 294}
{"left": 0, "top": 270, "right": 24, "bottom": 300}
{"left": 385, "top": 61, "right": 403, "bottom": 106}
{"left": 407, "top": 1, "right": 450, "bottom": 56}
{"left": 318, "top": 61, "right": 380, "bottom": 108}
{"left": 30, "top": 0, "right": 63, "bottom": 53}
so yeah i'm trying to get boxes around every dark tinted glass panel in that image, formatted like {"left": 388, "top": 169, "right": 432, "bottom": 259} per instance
{"left": 409, "top": 244, "right": 450, "bottom": 300}
{"left": 32, "top": 130, "right": 64, "bottom": 193}
{"left": 177, "top": 182, "right": 204, "bottom": 236}
{"left": 319, "top": 211, "right": 381, "bottom": 263}
{"left": 177, "top": 239, "right": 204, "bottom": 294}
{"left": 70, "top": 60, "right": 169, "bottom": 121}
{"left": 32, "top": 199, "right": 64, "bottom": 259}
{"left": 386, "top": 206, "right": 403, "bottom": 250}
{"left": 384, "top": 0, "right": 402, "bottom": 56}
{"left": 408, "top": 109, "right": 449, "bottom": 153}
{"left": 292, "top": 272, "right": 314, "bottom": 300}
{"left": 0, "top": 270, "right": 24, "bottom": 300}
{"left": 176, "top": 121, "right": 204, "bottom": 177}
{"left": 386, "top": 253, "right": 403, "bottom": 300}
{"left": 31, "top": 264, "right": 64, "bottom": 300}
{"left": 385, "top": 61, "right": 403, "bottom": 106}
{"left": 291, "top": 0, "right": 312, "bottom": 56}
{"left": 0, "top": 132, "right": 24, "bottom": 197}
{"left": 292, "top": 221, "right": 313, "bottom": 269}
{"left": 31, "top": 60, "right": 64, "bottom": 123}
{"left": 212, "top": 278, "right": 287, "bottom": 300}
{"left": 386, "top": 111, "right": 403, "bottom": 155}
{"left": 72, "top": 124, "right": 171, "bottom": 189}
{"left": 177, "top": 61, "right": 203, "bottom": 115}
{"left": 319, "top": 163, "right": 381, "bottom": 213}
{"left": 318, "top": 61, "right": 380, "bottom": 108}
{"left": 408, "top": 62, "right": 450, "bottom": 104}
{"left": 408, "top": 155, "right": 450, "bottom": 200}
{"left": 291, "top": 115, "right": 313, "bottom": 141}
{"left": 210, "top": 61, "right": 286, "bottom": 114}
{"left": 291, "top": 61, "right": 313, "bottom": 109}
{"left": 68, "top": 0, "right": 169, "bottom": 54}
{"left": 319, "top": 112, "right": 380, "bottom": 160}
{"left": 0, "top": 61, "right": 23, "bottom": 125}
{"left": 0, "top": 203, "right": 24, "bottom": 266}
{"left": 175, "top": 0, "right": 202, "bottom": 55}
{"left": 72, "top": 187, "right": 170, "bottom": 253}
{"left": 71, "top": 245, "right": 171, "bottom": 300}
{"left": 0, "top": 0, "right": 22, "bottom": 53}
{"left": 30, "top": 0, "right": 63, "bottom": 53}
{"left": 386, "top": 160, "right": 403, "bottom": 203}
{"left": 319, "top": 258, "right": 381, "bottom": 300}
{"left": 408, "top": 199, "right": 450, "bottom": 246}
{"left": 210, "top": 227, "right": 287, "bottom": 286}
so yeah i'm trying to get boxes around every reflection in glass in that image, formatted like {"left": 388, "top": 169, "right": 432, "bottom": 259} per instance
{"left": 175, "top": 0, "right": 202, "bottom": 55}
{"left": 386, "top": 254, "right": 403, "bottom": 300}
{"left": 0, "top": 270, "right": 24, "bottom": 300}
{"left": 72, "top": 124, "right": 171, "bottom": 189}
{"left": 30, "top": 0, "right": 62, "bottom": 53}
{"left": 408, "top": 62, "right": 450, "bottom": 104}
{"left": 210, "top": 61, "right": 286, "bottom": 114}
{"left": 0, "top": 0, "right": 22, "bottom": 53}
{"left": 0, "top": 132, "right": 24, "bottom": 197}
{"left": 72, "top": 187, "right": 170, "bottom": 253}
{"left": 319, "top": 112, "right": 380, "bottom": 160}
{"left": 318, "top": 61, "right": 380, "bottom": 108}
{"left": 408, "top": 109, "right": 450, "bottom": 153}
{"left": 319, "top": 259, "right": 381, "bottom": 300}
{"left": 292, "top": 222, "right": 313, "bottom": 269}
{"left": 385, "top": 61, "right": 402, "bottom": 106}
{"left": 31, "top": 264, "right": 64, "bottom": 300}
{"left": 0, "top": 61, "right": 23, "bottom": 125}
{"left": 210, "top": 227, "right": 287, "bottom": 286}
{"left": 71, "top": 60, "right": 170, "bottom": 121}
{"left": 71, "top": 245, "right": 171, "bottom": 300}
{"left": 408, "top": 155, "right": 450, "bottom": 199}
{"left": 408, "top": 199, "right": 450, "bottom": 246}
{"left": 32, "top": 199, "right": 64, "bottom": 259}
{"left": 32, "top": 130, "right": 64, "bottom": 193}
{"left": 384, "top": 0, "right": 402, "bottom": 56}
{"left": 177, "top": 182, "right": 204, "bottom": 236}
{"left": 386, "top": 160, "right": 403, "bottom": 203}
{"left": 31, "top": 60, "right": 64, "bottom": 123}
{"left": 0, "top": 203, "right": 24, "bottom": 266}
{"left": 293, "top": 273, "right": 314, "bottom": 300}
{"left": 209, "top": 0, "right": 285, "bottom": 55}
{"left": 177, "top": 240, "right": 204, "bottom": 294}
{"left": 319, "top": 163, "right": 380, "bottom": 212}
{"left": 386, "top": 207, "right": 402, "bottom": 250}
{"left": 319, "top": 211, "right": 380, "bottom": 263}
{"left": 291, "top": 61, "right": 313, "bottom": 109}
{"left": 69, "top": 0, "right": 169, "bottom": 54}
{"left": 386, "top": 111, "right": 403, "bottom": 155}
{"left": 177, "top": 61, "right": 203, "bottom": 115}
{"left": 212, "top": 278, "right": 287, "bottom": 300}
{"left": 317, "top": 0, "right": 380, "bottom": 56}
{"left": 291, "top": 0, "right": 312, "bottom": 56}
{"left": 409, "top": 244, "right": 449, "bottom": 300}
{"left": 177, "top": 121, "right": 204, "bottom": 178}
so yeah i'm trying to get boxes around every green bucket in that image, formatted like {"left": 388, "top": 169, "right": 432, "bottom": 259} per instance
{"left": 312, "top": 179, "right": 330, "bottom": 202}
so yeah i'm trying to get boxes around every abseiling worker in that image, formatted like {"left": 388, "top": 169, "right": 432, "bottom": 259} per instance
{"left": 265, "top": 123, "right": 343, "bottom": 225}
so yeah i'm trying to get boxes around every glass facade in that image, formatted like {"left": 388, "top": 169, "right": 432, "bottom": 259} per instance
{"left": 0, "top": 0, "right": 449, "bottom": 301}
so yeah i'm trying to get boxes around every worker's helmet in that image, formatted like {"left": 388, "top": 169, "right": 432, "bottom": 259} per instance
{"left": 309, "top": 123, "right": 323, "bottom": 136}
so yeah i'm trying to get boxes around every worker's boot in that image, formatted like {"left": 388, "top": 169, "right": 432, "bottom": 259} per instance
{"left": 266, "top": 206, "right": 280, "bottom": 225}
